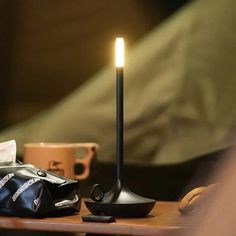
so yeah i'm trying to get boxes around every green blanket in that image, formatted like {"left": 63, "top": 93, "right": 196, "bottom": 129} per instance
{"left": 1, "top": 0, "right": 236, "bottom": 165}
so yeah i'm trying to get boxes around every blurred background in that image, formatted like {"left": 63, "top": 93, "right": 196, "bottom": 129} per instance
{"left": 0, "top": 0, "right": 190, "bottom": 129}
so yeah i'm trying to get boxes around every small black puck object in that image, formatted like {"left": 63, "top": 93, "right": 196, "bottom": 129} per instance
{"left": 82, "top": 214, "right": 116, "bottom": 223}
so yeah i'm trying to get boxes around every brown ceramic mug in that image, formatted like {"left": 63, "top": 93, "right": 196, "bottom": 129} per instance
{"left": 23, "top": 142, "right": 99, "bottom": 180}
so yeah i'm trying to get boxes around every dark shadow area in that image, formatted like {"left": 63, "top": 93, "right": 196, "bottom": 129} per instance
{"left": 81, "top": 147, "right": 227, "bottom": 201}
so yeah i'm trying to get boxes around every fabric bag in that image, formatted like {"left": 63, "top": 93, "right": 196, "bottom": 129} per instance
{"left": 0, "top": 162, "right": 80, "bottom": 217}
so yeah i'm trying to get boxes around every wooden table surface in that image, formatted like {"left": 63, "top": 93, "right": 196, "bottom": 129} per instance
{"left": 0, "top": 200, "right": 190, "bottom": 235}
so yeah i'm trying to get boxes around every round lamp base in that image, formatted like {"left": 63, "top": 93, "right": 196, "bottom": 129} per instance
{"left": 85, "top": 182, "right": 156, "bottom": 217}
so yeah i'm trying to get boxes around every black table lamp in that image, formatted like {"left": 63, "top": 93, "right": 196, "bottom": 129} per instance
{"left": 85, "top": 38, "right": 156, "bottom": 217}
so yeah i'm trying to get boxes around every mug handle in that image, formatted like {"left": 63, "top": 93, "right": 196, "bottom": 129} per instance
{"left": 74, "top": 143, "right": 99, "bottom": 180}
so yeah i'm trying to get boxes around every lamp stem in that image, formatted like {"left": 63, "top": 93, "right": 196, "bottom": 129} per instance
{"left": 116, "top": 67, "right": 124, "bottom": 183}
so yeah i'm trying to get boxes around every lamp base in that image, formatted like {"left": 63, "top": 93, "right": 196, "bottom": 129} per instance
{"left": 85, "top": 181, "right": 156, "bottom": 217}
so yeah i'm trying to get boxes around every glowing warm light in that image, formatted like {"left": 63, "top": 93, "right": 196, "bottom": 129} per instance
{"left": 115, "top": 37, "right": 124, "bottom": 67}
